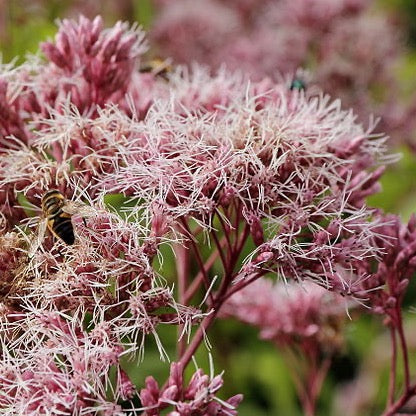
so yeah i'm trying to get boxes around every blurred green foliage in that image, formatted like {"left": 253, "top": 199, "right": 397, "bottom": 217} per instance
{"left": 383, "top": 0, "right": 416, "bottom": 46}
{"left": 0, "top": 0, "right": 154, "bottom": 63}
{"left": 368, "top": 146, "right": 416, "bottom": 219}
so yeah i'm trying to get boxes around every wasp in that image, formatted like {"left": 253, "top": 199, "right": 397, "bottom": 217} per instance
{"left": 29, "top": 189, "right": 94, "bottom": 256}
{"left": 139, "top": 57, "right": 172, "bottom": 80}
{"left": 41, "top": 189, "right": 75, "bottom": 245}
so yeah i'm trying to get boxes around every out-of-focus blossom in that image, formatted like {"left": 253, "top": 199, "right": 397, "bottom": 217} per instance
{"left": 216, "top": 28, "right": 309, "bottom": 78}
{"left": 222, "top": 279, "right": 346, "bottom": 352}
{"left": 275, "top": 0, "right": 369, "bottom": 27}
{"left": 151, "top": 0, "right": 239, "bottom": 67}
{"left": 222, "top": 278, "right": 347, "bottom": 415}
{"left": 150, "top": 0, "right": 414, "bottom": 146}
{"left": 352, "top": 213, "right": 416, "bottom": 315}
{"left": 315, "top": 14, "right": 409, "bottom": 132}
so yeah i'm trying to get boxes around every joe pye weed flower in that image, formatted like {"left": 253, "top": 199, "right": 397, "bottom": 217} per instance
{"left": 150, "top": 0, "right": 416, "bottom": 148}
{"left": 0, "top": 15, "right": 413, "bottom": 416}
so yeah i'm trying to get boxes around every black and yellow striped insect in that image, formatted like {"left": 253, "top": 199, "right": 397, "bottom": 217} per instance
{"left": 28, "top": 189, "right": 93, "bottom": 256}
{"left": 41, "top": 189, "right": 75, "bottom": 245}
{"left": 139, "top": 57, "right": 172, "bottom": 80}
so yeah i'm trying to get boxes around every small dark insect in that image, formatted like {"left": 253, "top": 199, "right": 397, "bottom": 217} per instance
{"left": 290, "top": 77, "right": 307, "bottom": 91}
{"left": 139, "top": 58, "right": 172, "bottom": 80}
{"left": 41, "top": 189, "right": 75, "bottom": 245}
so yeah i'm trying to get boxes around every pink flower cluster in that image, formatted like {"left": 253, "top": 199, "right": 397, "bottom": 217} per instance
{"left": 1, "top": 20, "right": 391, "bottom": 295}
{"left": 0, "top": 15, "right": 411, "bottom": 415}
{"left": 39, "top": 16, "right": 146, "bottom": 112}
{"left": 140, "top": 362, "right": 242, "bottom": 416}
{"left": 150, "top": 0, "right": 416, "bottom": 145}
{"left": 222, "top": 279, "right": 346, "bottom": 351}
{"left": 353, "top": 213, "right": 416, "bottom": 315}
{"left": 222, "top": 278, "right": 347, "bottom": 414}
{"left": 0, "top": 310, "right": 128, "bottom": 415}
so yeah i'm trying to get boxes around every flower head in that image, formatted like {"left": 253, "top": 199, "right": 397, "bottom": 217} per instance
{"left": 0, "top": 308, "right": 132, "bottom": 415}
{"left": 150, "top": 0, "right": 413, "bottom": 145}
{"left": 140, "top": 362, "right": 243, "bottom": 416}
{"left": 96, "top": 70, "right": 390, "bottom": 294}
{"left": 350, "top": 213, "right": 416, "bottom": 315}
{"left": 39, "top": 15, "right": 147, "bottom": 110}
{"left": 222, "top": 278, "right": 347, "bottom": 352}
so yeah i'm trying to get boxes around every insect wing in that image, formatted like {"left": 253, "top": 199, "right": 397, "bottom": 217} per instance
{"left": 28, "top": 217, "right": 48, "bottom": 257}
{"left": 61, "top": 201, "right": 96, "bottom": 217}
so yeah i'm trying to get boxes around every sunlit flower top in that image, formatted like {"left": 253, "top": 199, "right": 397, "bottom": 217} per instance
{"left": 0, "top": 16, "right": 392, "bottom": 296}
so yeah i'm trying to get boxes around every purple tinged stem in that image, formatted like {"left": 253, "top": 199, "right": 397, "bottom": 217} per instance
{"left": 387, "top": 326, "right": 397, "bottom": 407}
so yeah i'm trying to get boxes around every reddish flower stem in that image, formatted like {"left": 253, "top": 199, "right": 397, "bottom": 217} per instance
{"left": 175, "top": 242, "right": 189, "bottom": 304}
{"left": 177, "top": 209, "right": 249, "bottom": 372}
{"left": 387, "top": 325, "right": 397, "bottom": 407}
{"left": 179, "top": 217, "right": 212, "bottom": 300}
{"left": 211, "top": 228, "right": 229, "bottom": 273}
{"left": 183, "top": 248, "right": 221, "bottom": 304}
{"left": 284, "top": 348, "right": 313, "bottom": 416}
{"left": 177, "top": 268, "right": 233, "bottom": 370}
{"left": 215, "top": 208, "right": 233, "bottom": 256}
{"left": 233, "top": 201, "right": 241, "bottom": 239}
{"left": 396, "top": 306, "right": 410, "bottom": 390}
{"left": 383, "top": 301, "right": 412, "bottom": 415}
{"left": 234, "top": 223, "right": 250, "bottom": 254}
{"left": 382, "top": 384, "right": 416, "bottom": 416}
{"left": 177, "top": 303, "right": 219, "bottom": 370}
{"left": 309, "top": 356, "right": 331, "bottom": 416}
{"left": 222, "top": 269, "right": 268, "bottom": 302}
{"left": 174, "top": 240, "right": 190, "bottom": 357}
